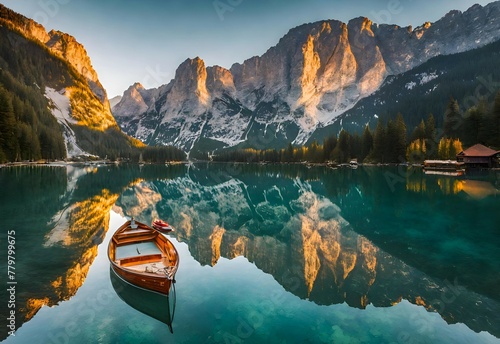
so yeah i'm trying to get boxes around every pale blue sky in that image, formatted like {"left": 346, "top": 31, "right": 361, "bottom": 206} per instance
{"left": 1, "top": 0, "right": 494, "bottom": 97}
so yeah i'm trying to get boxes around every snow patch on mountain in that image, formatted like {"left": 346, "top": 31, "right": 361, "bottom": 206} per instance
{"left": 45, "top": 87, "right": 91, "bottom": 158}
{"left": 405, "top": 72, "right": 441, "bottom": 90}
{"left": 45, "top": 87, "right": 74, "bottom": 124}
{"left": 205, "top": 110, "right": 248, "bottom": 146}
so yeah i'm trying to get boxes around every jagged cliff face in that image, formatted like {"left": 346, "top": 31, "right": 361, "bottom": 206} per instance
{"left": 45, "top": 30, "right": 108, "bottom": 104}
{"left": 113, "top": 1, "right": 500, "bottom": 152}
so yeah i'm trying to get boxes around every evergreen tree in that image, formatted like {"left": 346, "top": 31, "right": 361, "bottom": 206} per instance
{"left": 489, "top": 91, "right": 500, "bottom": 147}
{"left": 0, "top": 87, "right": 18, "bottom": 162}
{"left": 385, "top": 119, "right": 397, "bottom": 162}
{"left": 395, "top": 113, "right": 407, "bottom": 161}
{"left": 361, "top": 125, "right": 373, "bottom": 162}
{"left": 350, "top": 133, "right": 362, "bottom": 161}
{"left": 424, "top": 113, "right": 438, "bottom": 158}
{"left": 425, "top": 113, "right": 436, "bottom": 142}
{"left": 322, "top": 136, "right": 337, "bottom": 161}
{"left": 284, "top": 142, "right": 294, "bottom": 162}
{"left": 464, "top": 99, "right": 487, "bottom": 146}
{"left": 17, "top": 122, "right": 41, "bottom": 161}
{"left": 443, "top": 97, "right": 463, "bottom": 139}
{"left": 306, "top": 141, "right": 322, "bottom": 162}
{"left": 332, "top": 130, "right": 350, "bottom": 163}
{"left": 411, "top": 119, "right": 426, "bottom": 142}
{"left": 371, "top": 119, "right": 386, "bottom": 163}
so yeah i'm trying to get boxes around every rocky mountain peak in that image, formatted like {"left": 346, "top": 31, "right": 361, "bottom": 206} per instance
{"left": 206, "top": 65, "right": 236, "bottom": 97}
{"left": 112, "top": 83, "right": 149, "bottom": 117}
{"left": 46, "top": 30, "right": 107, "bottom": 103}
{"left": 347, "top": 17, "right": 374, "bottom": 35}
{"left": 132, "top": 82, "right": 145, "bottom": 90}
{"left": 0, "top": 4, "right": 50, "bottom": 43}
{"left": 170, "top": 57, "right": 210, "bottom": 107}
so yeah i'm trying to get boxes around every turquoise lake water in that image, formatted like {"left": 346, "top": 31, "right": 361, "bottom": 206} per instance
{"left": 0, "top": 164, "right": 498, "bottom": 343}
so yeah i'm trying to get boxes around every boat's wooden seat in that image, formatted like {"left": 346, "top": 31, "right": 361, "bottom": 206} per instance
{"left": 113, "top": 233, "right": 156, "bottom": 245}
{"left": 119, "top": 253, "right": 163, "bottom": 267}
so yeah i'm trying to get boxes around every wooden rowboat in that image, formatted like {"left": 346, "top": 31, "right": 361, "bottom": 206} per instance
{"left": 108, "top": 219, "right": 179, "bottom": 294}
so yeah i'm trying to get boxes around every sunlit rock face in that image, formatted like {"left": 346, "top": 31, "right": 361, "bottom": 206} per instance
{"left": 0, "top": 5, "right": 109, "bottom": 107}
{"left": 114, "top": 2, "right": 500, "bottom": 151}
{"left": 45, "top": 30, "right": 107, "bottom": 103}
{"left": 0, "top": 4, "right": 50, "bottom": 43}
{"left": 206, "top": 65, "right": 236, "bottom": 98}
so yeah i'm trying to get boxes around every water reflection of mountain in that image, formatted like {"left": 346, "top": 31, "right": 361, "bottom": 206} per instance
{"left": 0, "top": 164, "right": 186, "bottom": 340}
{"left": 115, "top": 164, "right": 500, "bottom": 337}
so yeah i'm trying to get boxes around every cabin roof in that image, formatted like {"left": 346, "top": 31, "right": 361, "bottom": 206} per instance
{"left": 457, "top": 144, "right": 499, "bottom": 157}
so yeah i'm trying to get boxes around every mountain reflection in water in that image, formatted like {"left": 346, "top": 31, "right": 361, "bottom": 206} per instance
{"left": 0, "top": 163, "right": 498, "bottom": 341}
{"left": 115, "top": 164, "right": 500, "bottom": 337}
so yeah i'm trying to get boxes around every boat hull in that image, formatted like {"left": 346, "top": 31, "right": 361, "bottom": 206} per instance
{"left": 110, "top": 264, "right": 173, "bottom": 295}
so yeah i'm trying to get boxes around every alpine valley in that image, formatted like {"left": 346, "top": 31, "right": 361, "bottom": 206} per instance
{"left": 112, "top": 1, "right": 500, "bottom": 157}
{"left": 1, "top": 2, "right": 500, "bottom": 160}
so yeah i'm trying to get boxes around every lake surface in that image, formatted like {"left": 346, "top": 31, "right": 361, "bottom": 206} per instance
{"left": 0, "top": 163, "right": 499, "bottom": 343}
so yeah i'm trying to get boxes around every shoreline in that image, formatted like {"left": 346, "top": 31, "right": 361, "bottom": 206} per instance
{"left": 0, "top": 160, "right": 186, "bottom": 169}
{"left": 3, "top": 160, "right": 499, "bottom": 172}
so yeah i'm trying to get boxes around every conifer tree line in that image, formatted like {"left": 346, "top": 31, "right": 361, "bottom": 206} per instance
{"left": 214, "top": 91, "right": 500, "bottom": 164}
{"left": 0, "top": 83, "right": 66, "bottom": 163}
{"left": 72, "top": 126, "right": 186, "bottom": 163}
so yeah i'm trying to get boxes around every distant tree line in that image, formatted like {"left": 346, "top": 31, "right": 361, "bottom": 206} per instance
{"left": 72, "top": 126, "right": 186, "bottom": 163}
{"left": 214, "top": 91, "right": 500, "bottom": 164}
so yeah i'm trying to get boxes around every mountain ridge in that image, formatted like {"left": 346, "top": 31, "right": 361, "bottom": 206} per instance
{"left": 113, "top": 1, "right": 500, "bottom": 154}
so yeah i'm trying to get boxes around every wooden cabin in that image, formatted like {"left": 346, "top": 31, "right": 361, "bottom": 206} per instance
{"left": 456, "top": 144, "right": 500, "bottom": 168}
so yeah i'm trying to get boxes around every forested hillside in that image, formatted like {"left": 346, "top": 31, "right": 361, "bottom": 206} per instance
{"left": 0, "top": 24, "right": 68, "bottom": 162}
